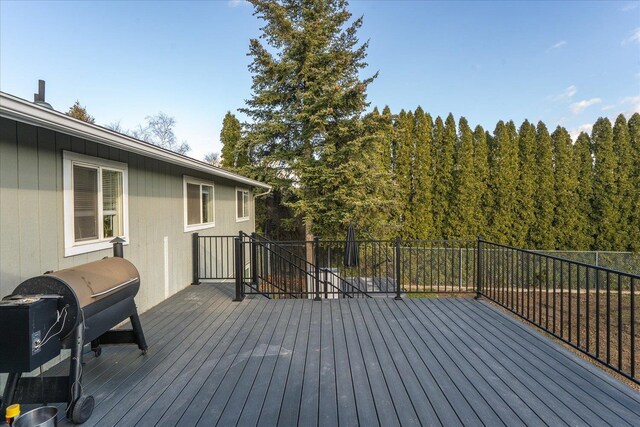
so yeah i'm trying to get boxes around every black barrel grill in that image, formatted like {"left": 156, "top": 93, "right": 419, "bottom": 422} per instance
{"left": 0, "top": 241, "right": 147, "bottom": 424}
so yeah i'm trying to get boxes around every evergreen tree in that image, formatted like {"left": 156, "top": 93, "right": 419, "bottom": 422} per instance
{"left": 66, "top": 100, "right": 95, "bottom": 124}
{"left": 409, "top": 107, "right": 433, "bottom": 239}
{"left": 552, "top": 126, "right": 580, "bottom": 249}
{"left": 241, "top": 0, "right": 376, "bottom": 241}
{"left": 612, "top": 115, "right": 633, "bottom": 250}
{"left": 393, "top": 110, "right": 414, "bottom": 236}
{"left": 432, "top": 114, "right": 456, "bottom": 238}
{"left": 487, "top": 120, "right": 520, "bottom": 244}
{"left": 573, "top": 132, "right": 595, "bottom": 250}
{"left": 303, "top": 110, "right": 396, "bottom": 238}
{"left": 531, "top": 122, "right": 555, "bottom": 249}
{"left": 628, "top": 113, "right": 640, "bottom": 251}
{"left": 592, "top": 118, "right": 618, "bottom": 250}
{"left": 380, "top": 106, "right": 394, "bottom": 173}
{"left": 449, "top": 117, "right": 477, "bottom": 239}
{"left": 220, "top": 112, "right": 247, "bottom": 170}
{"left": 516, "top": 120, "right": 537, "bottom": 247}
{"left": 472, "top": 125, "right": 490, "bottom": 236}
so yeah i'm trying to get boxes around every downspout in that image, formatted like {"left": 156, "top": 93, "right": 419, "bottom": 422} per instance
{"left": 253, "top": 187, "right": 272, "bottom": 198}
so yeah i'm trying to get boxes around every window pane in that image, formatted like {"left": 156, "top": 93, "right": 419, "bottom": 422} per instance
{"left": 187, "top": 183, "right": 200, "bottom": 225}
{"left": 202, "top": 185, "right": 214, "bottom": 223}
{"left": 243, "top": 191, "right": 250, "bottom": 218}
{"left": 102, "top": 170, "right": 123, "bottom": 238}
{"left": 73, "top": 165, "right": 99, "bottom": 241}
{"left": 237, "top": 190, "right": 243, "bottom": 219}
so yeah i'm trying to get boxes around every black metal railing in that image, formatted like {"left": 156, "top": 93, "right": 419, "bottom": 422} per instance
{"left": 478, "top": 238, "right": 638, "bottom": 384}
{"left": 243, "top": 233, "right": 371, "bottom": 299}
{"left": 192, "top": 234, "right": 237, "bottom": 283}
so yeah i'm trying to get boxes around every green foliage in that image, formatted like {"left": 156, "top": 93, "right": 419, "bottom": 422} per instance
{"left": 431, "top": 114, "right": 456, "bottom": 239}
{"left": 552, "top": 126, "right": 580, "bottom": 249}
{"left": 573, "top": 132, "right": 594, "bottom": 250}
{"left": 66, "top": 100, "right": 95, "bottom": 124}
{"left": 242, "top": 0, "right": 376, "bottom": 239}
{"left": 220, "top": 112, "right": 247, "bottom": 170}
{"left": 612, "top": 115, "right": 633, "bottom": 250}
{"left": 393, "top": 110, "right": 414, "bottom": 235}
{"left": 516, "top": 120, "right": 537, "bottom": 247}
{"left": 449, "top": 117, "right": 477, "bottom": 239}
{"left": 472, "top": 125, "right": 490, "bottom": 236}
{"left": 408, "top": 107, "right": 434, "bottom": 239}
{"left": 532, "top": 122, "right": 555, "bottom": 249}
{"left": 487, "top": 121, "right": 520, "bottom": 244}
{"left": 628, "top": 113, "right": 640, "bottom": 251}
{"left": 592, "top": 117, "right": 618, "bottom": 251}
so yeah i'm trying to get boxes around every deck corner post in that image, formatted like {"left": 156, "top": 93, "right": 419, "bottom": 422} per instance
{"left": 233, "top": 237, "right": 245, "bottom": 302}
{"left": 395, "top": 237, "right": 402, "bottom": 300}
{"left": 314, "top": 236, "right": 321, "bottom": 301}
{"left": 251, "top": 232, "right": 258, "bottom": 289}
{"left": 475, "top": 234, "right": 483, "bottom": 299}
{"left": 191, "top": 232, "right": 200, "bottom": 285}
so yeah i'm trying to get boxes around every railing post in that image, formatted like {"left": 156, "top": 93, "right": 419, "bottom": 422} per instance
{"left": 395, "top": 237, "right": 402, "bottom": 300}
{"left": 191, "top": 232, "right": 200, "bottom": 285}
{"left": 233, "top": 237, "right": 244, "bottom": 302}
{"left": 475, "top": 235, "right": 483, "bottom": 299}
{"left": 251, "top": 232, "right": 258, "bottom": 290}
{"left": 314, "top": 237, "right": 321, "bottom": 301}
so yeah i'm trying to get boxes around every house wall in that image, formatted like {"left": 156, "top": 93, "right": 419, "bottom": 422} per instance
{"left": 0, "top": 117, "right": 256, "bottom": 310}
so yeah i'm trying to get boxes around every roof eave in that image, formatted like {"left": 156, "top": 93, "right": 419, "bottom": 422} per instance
{"left": 0, "top": 92, "right": 271, "bottom": 190}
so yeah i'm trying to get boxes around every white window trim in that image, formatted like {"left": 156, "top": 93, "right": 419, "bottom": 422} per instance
{"left": 63, "top": 151, "right": 129, "bottom": 257}
{"left": 236, "top": 187, "right": 251, "bottom": 222}
{"left": 183, "top": 175, "right": 216, "bottom": 232}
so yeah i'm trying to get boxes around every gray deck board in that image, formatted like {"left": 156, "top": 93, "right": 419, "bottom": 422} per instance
{"left": 38, "top": 284, "right": 640, "bottom": 427}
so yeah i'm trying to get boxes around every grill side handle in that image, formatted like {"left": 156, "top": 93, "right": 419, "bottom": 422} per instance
{"left": 90, "top": 278, "right": 137, "bottom": 298}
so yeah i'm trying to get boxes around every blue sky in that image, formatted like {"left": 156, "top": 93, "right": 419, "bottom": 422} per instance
{"left": 1, "top": 1, "right": 638, "bottom": 160}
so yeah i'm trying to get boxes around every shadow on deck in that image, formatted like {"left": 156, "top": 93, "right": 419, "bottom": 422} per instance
{"left": 46, "top": 283, "right": 639, "bottom": 426}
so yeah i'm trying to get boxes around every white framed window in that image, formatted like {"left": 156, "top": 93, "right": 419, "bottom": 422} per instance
{"left": 63, "top": 151, "right": 129, "bottom": 257}
{"left": 236, "top": 187, "right": 250, "bottom": 222}
{"left": 183, "top": 176, "right": 215, "bottom": 232}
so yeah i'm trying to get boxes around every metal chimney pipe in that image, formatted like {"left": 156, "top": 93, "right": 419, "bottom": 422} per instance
{"left": 111, "top": 237, "right": 126, "bottom": 258}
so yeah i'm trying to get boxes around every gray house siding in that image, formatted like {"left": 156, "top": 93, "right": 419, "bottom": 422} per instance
{"left": 0, "top": 117, "right": 256, "bottom": 312}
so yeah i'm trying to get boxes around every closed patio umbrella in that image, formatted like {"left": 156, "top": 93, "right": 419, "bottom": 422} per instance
{"left": 344, "top": 224, "right": 359, "bottom": 267}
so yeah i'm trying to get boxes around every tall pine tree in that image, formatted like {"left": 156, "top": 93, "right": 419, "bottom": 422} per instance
{"left": 449, "top": 117, "right": 477, "bottom": 239}
{"left": 592, "top": 117, "right": 618, "bottom": 250}
{"left": 612, "top": 114, "right": 633, "bottom": 250}
{"left": 573, "top": 132, "right": 594, "bottom": 250}
{"left": 488, "top": 120, "right": 520, "bottom": 244}
{"left": 432, "top": 114, "right": 456, "bottom": 239}
{"left": 531, "top": 122, "right": 556, "bottom": 249}
{"left": 393, "top": 110, "right": 414, "bottom": 236}
{"left": 516, "top": 120, "right": 537, "bottom": 247}
{"left": 473, "top": 125, "right": 490, "bottom": 237}
{"left": 552, "top": 126, "right": 580, "bottom": 249}
{"left": 408, "top": 107, "right": 434, "bottom": 239}
{"left": 241, "top": 0, "right": 376, "bottom": 241}
{"left": 628, "top": 113, "right": 640, "bottom": 252}
{"left": 220, "top": 112, "right": 246, "bottom": 170}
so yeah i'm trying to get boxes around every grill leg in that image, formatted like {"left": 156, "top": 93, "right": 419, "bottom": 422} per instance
{"left": 67, "top": 323, "right": 84, "bottom": 414}
{"left": 130, "top": 311, "right": 148, "bottom": 354}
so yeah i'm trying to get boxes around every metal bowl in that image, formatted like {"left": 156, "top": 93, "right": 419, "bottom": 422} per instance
{"left": 13, "top": 406, "right": 58, "bottom": 427}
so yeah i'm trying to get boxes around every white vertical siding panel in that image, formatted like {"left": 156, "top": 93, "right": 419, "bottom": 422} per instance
{"left": 37, "top": 128, "right": 59, "bottom": 274}
{"left": 0, "top": 118, "right": 20, "bottom": 296}
{"left": 17, "top": 122, "right": 41, "bottom": 281}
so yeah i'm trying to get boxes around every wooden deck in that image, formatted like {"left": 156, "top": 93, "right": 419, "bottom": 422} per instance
{"left": 46, "top": 283, "right": 640, "bottom": 426}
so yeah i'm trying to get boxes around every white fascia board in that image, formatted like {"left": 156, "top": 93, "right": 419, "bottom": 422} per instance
{"left": 0, "top": 92, "right": 271, "bottom": 190}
